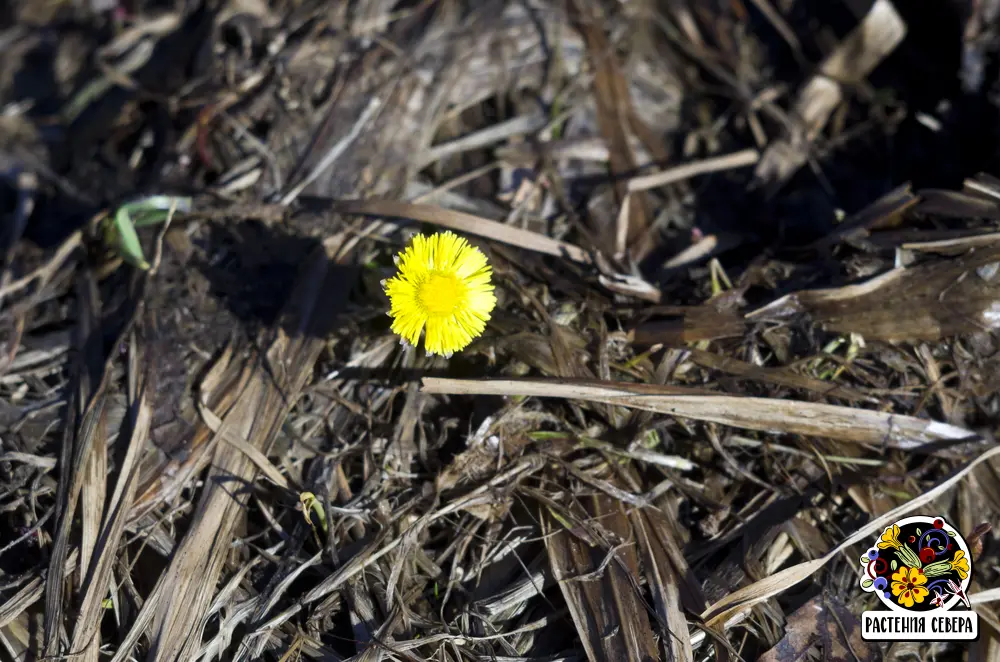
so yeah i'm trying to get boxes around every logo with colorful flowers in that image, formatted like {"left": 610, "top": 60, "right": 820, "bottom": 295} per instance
{"left": 859, "top": 515, "right": 978, "bottom": 641}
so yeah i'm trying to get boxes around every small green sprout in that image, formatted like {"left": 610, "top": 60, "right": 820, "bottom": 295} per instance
{"left": 299, "top": 491, "right": 328, "bottom": 534}
{"left": 102, "top": 195, "right": 191, "bottom": 270}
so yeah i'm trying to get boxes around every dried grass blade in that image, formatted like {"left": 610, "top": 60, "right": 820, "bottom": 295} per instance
{"left": 43, "top": 273, "right": 112, "bottom": 656}
{"left": 196, "top": 396, "right": 290, "bottom": 490}
{"left": 301, "top": 529, "right": 398, "bottom": 606}
{"left": 916, "top": 189, "right": 1000, "bottom": 220}
{"left": 629, "top": 307, "right": 748, "bottom": 345}
{"left": 69, "top": 329, "right": 153, "bottom": 662}
{"left": 142, "top": 361, "right": 264, "bottom": 662}
{"left": 810, "top": 182, "right": 918, "bottom": 248}
{"left": 569, "top": 0, "right": 652, "bottom": 255}
{"left": 327, "top": 199, "right": 593, "bottom": 263}
{"left": 303, "top": 458, "right": 541, "bottom": 606}
{"left": 79, "top": 406, "right": 108, "bottom": 580}
{"left": 971, "top": 587, "right": 1000, "bottom": 605}
{"left": 0, "top": 551, "right": 78, "bottom": 630}
{"left": 626, "top": 149, "right": 760, "bottom": 192}
{"left": 592, "top": 496, "right": 660, "bottom": 661}
{"left": 635, "top": 507, "right": 708, "bottom": 615}
{"left": 685, "top": 348, "right": 875, "bottom": 403}
{"left": 421, "top": 377, "right": 975, "bottom": 450}
{"left": 631, "top": 511, "right": 693, "bottom": 662}
{"left": 542, "top": 497, "right": 660, "bottom": 662}
{"left": 129, "top": 342, "right": 248, "bottom": 523}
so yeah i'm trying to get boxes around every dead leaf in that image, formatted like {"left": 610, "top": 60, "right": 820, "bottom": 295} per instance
{"left": 758, "top": 593, "right": 878, "bottom": 662}
{"left": 748, "top": 245, "right": 1000, "bottom": 342}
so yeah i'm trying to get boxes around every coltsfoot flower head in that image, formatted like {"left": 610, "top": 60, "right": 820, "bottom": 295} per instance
{"left": 383, "top": 231, "right": 496, "bottom": 357}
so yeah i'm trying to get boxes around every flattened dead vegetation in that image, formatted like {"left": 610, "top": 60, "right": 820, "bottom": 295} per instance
{"left": 1, "top": 1, "right": 1000, "bottom": 661}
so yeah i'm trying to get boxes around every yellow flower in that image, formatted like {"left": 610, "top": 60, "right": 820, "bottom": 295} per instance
{"left": 950, "top": 551, "right": 970, "bottom": 580}
{"left": 878, "top": 524, "right": 902, "bottom": 550}
{"left": 891, "top": 566, "right": 928, "bottom": 608}
{"left": 383, "top": 231, "right": 496, "bottom": 357}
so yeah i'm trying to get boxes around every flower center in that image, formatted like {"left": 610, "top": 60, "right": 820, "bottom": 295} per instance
{"left": 418, "top": 272, "right": 464, "bottom": 316}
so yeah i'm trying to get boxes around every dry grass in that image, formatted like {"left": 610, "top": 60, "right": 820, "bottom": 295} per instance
{"left": 1, "top": 1, "right": 1000, "bottom": 661}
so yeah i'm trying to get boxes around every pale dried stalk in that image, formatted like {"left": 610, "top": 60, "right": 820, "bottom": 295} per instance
{"left": 69, "top": 331, "right": 153, "bottom": 662}
{"left": 420, "top": 377, "right": 975, "bottom": 450}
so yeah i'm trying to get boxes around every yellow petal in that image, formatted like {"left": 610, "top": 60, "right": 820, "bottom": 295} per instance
{"left": 384, "top": 231, "right": 497, "bottom": 356}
